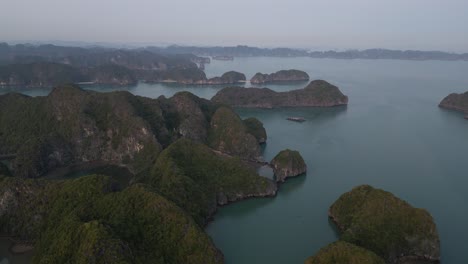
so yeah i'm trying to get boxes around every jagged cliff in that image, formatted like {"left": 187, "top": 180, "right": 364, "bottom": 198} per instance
{"left": 212, "top": 80, "right": 348, "bottom": 108}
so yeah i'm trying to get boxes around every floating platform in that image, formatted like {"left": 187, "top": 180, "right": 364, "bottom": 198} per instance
{"left": 287, "top": 117, "right": 306, "bottom": 122}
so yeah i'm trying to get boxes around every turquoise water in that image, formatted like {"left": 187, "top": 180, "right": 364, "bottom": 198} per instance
{"left": 1, "top": 57, "right": 468, "bottom": 263}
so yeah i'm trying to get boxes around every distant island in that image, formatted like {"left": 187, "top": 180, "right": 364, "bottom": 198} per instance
{"left": 150, "top": 44, "right": 468, "bottom": 61}
{"left": 212, "top": 80, "right": 348, "bottom": 108}
{"left": 250, "top": 69, "right": 309, "bottom": 84}
{"left": 1, "top": 43, "right": 467, "bottom": 88}
{"left": 439, "top": 91, "right": 468, "bottom": 119}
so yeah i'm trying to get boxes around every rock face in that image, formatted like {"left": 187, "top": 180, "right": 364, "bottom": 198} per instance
{"left": 208, "top": 107, "right": 262, "bottom": 160}
{"left": 270, "top": 149, "right": 307, "bottom": 182}
{"left": 250, "top": 69, "right": 309, "bottom": 84}
{"left": 212, "top": 80, "right": 348, "bottom": 108}
{"left": 304, "top": 241, "right": 385, "bottom": 264}
{"left": 439, "top": 91, "right": 468, "bottom": 118}
{"left": 328, "top": 185, "right": 440, "bottom": 263}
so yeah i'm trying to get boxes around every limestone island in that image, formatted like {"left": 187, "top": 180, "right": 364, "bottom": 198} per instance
{"left": 439, "top": 91, "right": 468, "bottom": 119}
{"left": 161, "top": 68, "right": 246, "bottom": 85}
{"left": 211, "top": 80, "right": 349, "bottom": 108}
{"left": 270, "top": 149, "right": 307, "bottom": 182}
{"left": 250, "top": 69, "right": 309, "bottom": 84}
{"left": 326, "top": 185, "right": 440, "bottom": 264}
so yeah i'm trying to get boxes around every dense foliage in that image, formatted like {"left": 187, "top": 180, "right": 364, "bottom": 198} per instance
{"left": 208, "top": 107, "right": 261, "bottom": 159}
{"left": 329, "top": 185, "right": 440, "bottom": 262}
{"left": 0, "top": 175, "right": 223, "bottom": 264}
{"left": 304, "top": 241, "right": 385, "bottom": 264}
{"left": 142, "top": 138, "right": 276, "bottom": 225}
{"left": 242, "top": 117, "right": 267, "bottom": 143}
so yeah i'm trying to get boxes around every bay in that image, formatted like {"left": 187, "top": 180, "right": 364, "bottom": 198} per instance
{"left": 1, "top": 57, "right": 468, "bottom": 263}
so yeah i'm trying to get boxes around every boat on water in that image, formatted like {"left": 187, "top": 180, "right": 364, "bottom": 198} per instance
{"left": 287, "top": 117, "right": 306, "bottom": 122}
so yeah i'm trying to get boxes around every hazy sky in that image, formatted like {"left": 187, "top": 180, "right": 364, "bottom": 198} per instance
{"left": 2, "top": 0, "right": 468, "bottom": 52}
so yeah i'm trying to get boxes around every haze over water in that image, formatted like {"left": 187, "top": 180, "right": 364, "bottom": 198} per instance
{"left": 2, "top": 57, "right": 468, "bottom": 263}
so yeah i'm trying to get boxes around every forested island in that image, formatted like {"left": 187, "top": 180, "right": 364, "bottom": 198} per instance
{"left": 250, "top": 69, "right": 309, "bottom": 84}
{"left": 212, "top": 80, "right": 349, "bottom": 108}
{"left": 306, "top": 185, "right": 440, "bottom": 264}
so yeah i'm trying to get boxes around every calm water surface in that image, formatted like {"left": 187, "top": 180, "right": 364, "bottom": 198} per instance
{"left": 1, "top": 57, "right": 468, "bottom": 263}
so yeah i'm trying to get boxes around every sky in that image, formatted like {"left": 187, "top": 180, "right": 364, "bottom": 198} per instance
{"left": 1, "top": 0, "right": 468, "bottom": 52}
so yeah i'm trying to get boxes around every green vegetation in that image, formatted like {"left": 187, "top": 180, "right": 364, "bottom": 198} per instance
{"left": 0, "top": 175, "right": 223, "bottom": 264}
{"left": 143, "top": 138, "right": 276, "bottom": 225}
{"left": 304, "top": 241, "right": 385, "bottom": 264}
{"left": 329, "top": 185, "right": 440, "bottom": 262}
{"left": 208, "top": 106, "right": 261, "bottom": 159}
{"left": 242, "top": 117, "right": 267, "bottom": 143}
{"left": 270, "top": 149, "right": 306, "bottom": 182}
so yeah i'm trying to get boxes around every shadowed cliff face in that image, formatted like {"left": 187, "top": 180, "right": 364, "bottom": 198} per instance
{"left": 0, "top": 84, "right": 265, "bottom": 178}
{"left": 211, "top": 80, "right": 348, "bottom": 108}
